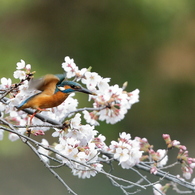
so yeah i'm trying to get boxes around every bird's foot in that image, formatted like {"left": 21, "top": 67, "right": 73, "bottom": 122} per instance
{"left": 37, "top": 108, "right": 50, "bottom": 112}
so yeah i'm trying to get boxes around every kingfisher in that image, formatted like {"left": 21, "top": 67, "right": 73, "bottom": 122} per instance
{"left": 16, "top": 74, "right": 96, "bottom": 119}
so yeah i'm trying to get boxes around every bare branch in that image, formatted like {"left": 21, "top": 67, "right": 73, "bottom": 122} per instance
{"left": 63, "top": 106, "right": 106, "bottom": 119}
{"left": 136, "top": 162, "right": 195, "bottom": 192}
{"left": 171, "top": 182, "right": 194, "bottom": 194}
{"left": 26, "top": 141, "right": 78, "bottom": 195}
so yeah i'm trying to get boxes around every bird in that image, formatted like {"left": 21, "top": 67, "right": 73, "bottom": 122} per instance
{"left": 16, "top": 74, "right": 96, "bottom": 121}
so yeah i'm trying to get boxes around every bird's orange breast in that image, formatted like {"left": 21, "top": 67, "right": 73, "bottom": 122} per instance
{"left": 21, "top": 91, "right": 69, "bottom": 110}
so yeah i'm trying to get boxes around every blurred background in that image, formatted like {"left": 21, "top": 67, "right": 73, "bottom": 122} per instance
{"left": 0, "top": 0, "right": 195, "bottom": 194}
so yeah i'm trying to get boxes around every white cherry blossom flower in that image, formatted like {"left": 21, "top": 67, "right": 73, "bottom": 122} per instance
{"left": 13, "top": 70, "right": 26, "bottom": 80}
{"left": 83, "top": 110, "right": 99, "bottom": 126}
{"left": 114, "top": 148, "right": 129, "bottom": 162}
{"left": 82, "top": 72, "right": 101, "bottom": 90}
{"left": 156, "top": 149, "right": 168, "bottom": 167}
{"left": 127, "top": 89, "right": 140, "bottom": 104}
{"left": 0, "top": 77, "right": 12, "bottom": 89}
{"left": 62, "top": 56, "right": 78, "bottom": 78}
{"left": 97, "top": 77, "right": 110, "bottom": 91}
{"left": 16, "top": 59, "right": 31, "bottom": 71}
{"left": 75, "top": 68, "right": 88, "bottom": 81}
{"left": 92, "top": 134, "right": 107, "bottom": 149}
{"left": 16, "top": 59, "right": 26, "bottom": 69}
{"left": 119, "top": 132, "right": 131, "bottom": 140}
{"left": 70, "top": 113, "right": 81, "bottom": 129}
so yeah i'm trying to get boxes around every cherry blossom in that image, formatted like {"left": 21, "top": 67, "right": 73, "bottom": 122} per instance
{"left": 153, "top": 184, "right": 165, "bottom": 195}
{"left": 81, "top": 71, "right": 102, "bottom": 90}
{"left": 108, "top": 132, "right": 143, "bottom": 169}
{"left": 0, "top": 77, "right": 12, "bottom": 89}
{"left": 53, "top": 113, "right": 103, "bottom": 178}
{"left": 82, "top": 110, "right": 100, "bottom": 126}
{"left": 90, "top": 84, "right": 139, "bottom": 124}
{"left": 16, "top": 59, "right": 26, "bottom": 69}
{"left": 156, "top": 149, "right": 168, "bottom": 167}
{"left": 62, "top": 56, "right": 78, "bottom": 78}
{"left": 13, "top": 70, "right": 26, "bottom": 80}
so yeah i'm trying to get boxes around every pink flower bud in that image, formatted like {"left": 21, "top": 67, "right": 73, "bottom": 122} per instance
{"left": 179, "top": 145, "right": 187, "bottom": 151}
{"left": 150, "top": 166, "right": 157, "bottom": 175}
{"left": 162, "top": 134, "right": 170, "bottom": 139}
{"left": 162, "top": 134, "right": 172, "bottom": 145}
{"left": 172, "top": 140, "right": 180, "bottom": 146}
{"left": 33, "top": 130, "right": 45, "bottom": 136}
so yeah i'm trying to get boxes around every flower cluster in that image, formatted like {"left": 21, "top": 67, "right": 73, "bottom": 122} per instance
{"left": 62, "top": 56, "right": 140, "bottom": 125}
{"left": 53, "top": 113, "right": 105, "bottom": 178}
{"left": 52, "top": 115, "right": 145, "bottom": 177}
{"left": 14, "top": 59, "right": 31, "bottom": 80}
{"left": 108, "top": 132, "right": 143, "bottom": 169}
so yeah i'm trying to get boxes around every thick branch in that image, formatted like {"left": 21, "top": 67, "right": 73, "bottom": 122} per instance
{"left": 20, "top": 108, "right": 61, "bottom": 125}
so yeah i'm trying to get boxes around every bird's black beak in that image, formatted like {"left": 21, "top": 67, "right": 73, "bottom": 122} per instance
{"left": 77, "top": 87, "right": 96, "bottom": 95}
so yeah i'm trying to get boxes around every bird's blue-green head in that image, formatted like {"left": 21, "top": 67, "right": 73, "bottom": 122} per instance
{"left": 56, "top": 81, "right": 96, "bottom": 95}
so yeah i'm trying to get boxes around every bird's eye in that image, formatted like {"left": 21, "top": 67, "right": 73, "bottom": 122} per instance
{"left": 71, "top": 85, "right": 80, "bottom": 89}
{"left": 70, "top": 85, "right": 75, "bottom": 88}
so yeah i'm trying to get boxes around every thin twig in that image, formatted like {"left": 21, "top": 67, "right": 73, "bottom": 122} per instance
{"left": 63, "top": 106, "right": 106, "bottom": 119}
{"left": 108, "top": 175, "right": 141, "bottom": 195}
{"left": 130, "top": 167, "right": 164, "bottom": 195}
{"left": 171, "top": 182, "right": 194, "bottom": 194}
{"left": 159, "top": 161, "right": 179, "bottom": 170}
{"left": 136, "top": 162, "right": 195, "bottom": 192}
{"left": 26, "top": 141, "right": 78, "bottom": 195}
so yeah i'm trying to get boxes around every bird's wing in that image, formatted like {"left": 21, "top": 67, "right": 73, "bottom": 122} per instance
{"left": 29, "top": 74, "right": 66, "bottom": 95}
{"left": 16, "top": 92, "right": 41, "bottom": 110}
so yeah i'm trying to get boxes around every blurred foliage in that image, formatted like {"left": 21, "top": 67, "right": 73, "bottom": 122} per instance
{"left": 0, "top": 1, "right": 195, "bottom": 194}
